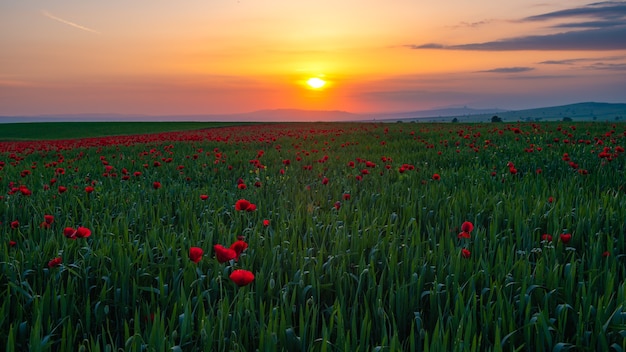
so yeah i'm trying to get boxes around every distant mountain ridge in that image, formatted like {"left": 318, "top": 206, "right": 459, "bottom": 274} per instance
{"left": 1, "top": 102, "right": 625, "bottom": 123}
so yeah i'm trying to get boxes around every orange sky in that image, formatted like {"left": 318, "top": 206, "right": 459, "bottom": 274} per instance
{"left": 1, "top": 1, "right": 625, "bottom": 117}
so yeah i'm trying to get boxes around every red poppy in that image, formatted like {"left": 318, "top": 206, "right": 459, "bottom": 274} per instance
{"left": 235, "top": 199, "right": 251, "bottom": 211}
{"left": 560, "top": 233, "right": 572, "bottom": 244}
{"left": 322, "top": 177, "right": 329, "bottom": 185}
{"left": 58, "top": 186, "right": 67, "bottom": 194}
{"left": 461, "top": 248, "right": 471, "bottom": 258}
{"left": 48, "top": 257, "right": 62, "bottom": 268}
{"left": 541, "top": 234, "right": 553, "bottom": 242}
{"left": 334, "top": 201, "right": 341, "bottom": 210}
{"left": 11, "top": 220, "right": 19, "bottom": 229}
{"left": 263, "top": 219, "right": 270, "bottom": 227}
{"left": 246, "top": 203, "right": 257, "bottom": 212}
{"left": 461, "top": 221, "right": 474, "bottom": 233}
{"left": 20, "top": 187, "right": 32, "bottom": 196}
{"left": 75, "top": 227, "right": 91, "bottom": 238}
{"left": 85, "top": 186, "right": 95, "bottom": 193}
{"left": 64, "top": 227, "right": 77, "bottom": 239}
{"left": 44, "top": 215, "right": 54, "bottom": 224}
{"left": 214, "top": 244, "right": 237, "bottom": 263}
{"left": 432, "top": 174, "right": 441, "bottom": 180}
{"left": 200, "top": 194, "right": 209, "bottom": 200}
{"left": 457, "top": 231, "right": 471, "bottom": 239}
{"left": 237, "top": 183, "right": 247, "bottom": 190}
{"left": 343, "top": 193, "right": 351, "bottom": 201}
{"left": 9, "top": 240, "right": 17, "bottom": 247}
{"left": 548, "top": 197, "right": 554, "bottom": 203}
{"left": 229, "top": 269, "right": 255, "bottom": 286}
{"left": 602, "top": 251, "right": 610, "bottom": 257}
{"left": 230, "top": 240, "right": 249, "bottom": 258}
{"left": 153, "top": 182, "right": 161, "bottom": 189}
{"left": 189, "top": 247, "right": 204, "bottom": 263}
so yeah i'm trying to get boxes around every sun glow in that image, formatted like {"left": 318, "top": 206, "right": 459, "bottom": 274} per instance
{"left": 306, "top": 77, "right": 327, "bottom": 89}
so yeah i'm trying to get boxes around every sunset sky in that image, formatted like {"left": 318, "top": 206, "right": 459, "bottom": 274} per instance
{"left": 1, "top": 1, "right": 625, "bottom": 116}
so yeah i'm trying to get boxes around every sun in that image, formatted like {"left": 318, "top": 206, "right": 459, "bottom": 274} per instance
{"left": 306, "top": 77, "right": 326, "bottom": 89}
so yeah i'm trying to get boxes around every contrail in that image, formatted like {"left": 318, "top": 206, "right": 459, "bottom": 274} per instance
{"left": 42, "top": 10, "right": 100, "bottom": 34}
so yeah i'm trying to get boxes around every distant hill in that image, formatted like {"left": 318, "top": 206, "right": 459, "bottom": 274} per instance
{"left": 1, "top": 102, "right": 625, "bottom": 123}
{"left": 393, "top": 102, "right": 626, "bottom": 123}
{"left": 366, "top": 107, "right": 506, "bottom": 121}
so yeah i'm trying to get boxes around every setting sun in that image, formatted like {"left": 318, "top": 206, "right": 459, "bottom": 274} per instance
{"left": 306, "top": 77, "right": 326, "bottom": 89}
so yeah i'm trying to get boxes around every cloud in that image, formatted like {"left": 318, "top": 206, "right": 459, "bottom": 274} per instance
{"left": 42, "top": 10, "right": 100, "bottom": 34}
{"left": 539, "top": 55, "right": 626, "bottom": 66}
{"left": 523, "top": 1, "right": 626, "bottom": 24}
{"left": 584, "top": 62, "right": 626, "bottom": 70}
{"left": 407, "top": 43, "right": 445, "bottom": 49}
{"left": 479, "top": 67, "right": 534, "bottom": 73}
{"left": 408, "top": 2, "right": 626, "bottom": 51}
{"left": 539, "top": 59, "right": 581, "bottom": 65}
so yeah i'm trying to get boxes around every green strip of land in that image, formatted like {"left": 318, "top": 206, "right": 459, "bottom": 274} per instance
{"left": 0, "top": 122, "right": 250, "bottom": 141}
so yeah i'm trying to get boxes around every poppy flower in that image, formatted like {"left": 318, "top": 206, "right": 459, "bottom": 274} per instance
{"left": 432, "top": 174, "right": 441, "bottom": 180}
{"left": 602, "top": 251, "right": 610, "bottom": 257}
{"left": 64, "top": 227, "right": 77, "bottom": 239}
{"left": 85, "top": 186, "right": 95, "bottom": 193}
{"left": 229, "top": 269, "right": 255, "bottom": 286}
{"left": 237, "top": 183, "right": 247, "bottom": 190}
{"left": 263, "top": 219, "right": 270, "bottom": 227}
{"left": 153, "top": 182, "right": 161, "bottom": 189}
{"left": 235, "top": 199, "right": 251, "bottom": 211}
{"left": 343, "top": 193, "right": 351, "bottom": 201}
{"left": 58, "top": 186, "right": 67, "bottom": 194}
{"left": 75, "top": 227, "right": 91, "bottom": 238}
{"left": 48, "top": 257, "right": 62, "bottom": 268}
{"left": 214, "top": 244, "right": 237, "bottom": 263}
{"left": 189, "top": 247, "right": 204, "bottom": 263}
{"left": 9, "top": 240, "right": 17, "bottom": 247}
{"left": 461, "top": 248, "right": 471, "bottom": 258}
{"left": 230, "top": 240, "right": 249, "bottom": 258}
{"left": 461, "top": 221, "right": 474, "bottom": 233}
{"left": 44, "top": 215, "right": 54, "bottom": 224}
{"left": 334, "top": 201, "right": 341, "bottom": 210}
{"left": 560, "top": 233, "right": 572, "bottom": 244}
{"left": 11, "top": 220, "right": 19, "bottom": 229}
{"left": 200, "top": 194, "right": 209, "bottom": 200}
{"left": 457, "top": 231, "right": 471, "bottom": 239}
{"left": 541, "top": 234, "right": 553, "bottom": 242}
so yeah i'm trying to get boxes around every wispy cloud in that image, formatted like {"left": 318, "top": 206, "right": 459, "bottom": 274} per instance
{"left": 408, "top": 1, "right": 626, "bottom": 51}
{"left": 539, "top": 55, "right": 626, "bottom": 65}
{"left": 42, "top": 10, "right": 100, "bottom": 34}
{"left": 478, "top": 67, "right": 534, "bottom": 73}
{"left": 584, "top": 62, "right": 626, "bottom": 70}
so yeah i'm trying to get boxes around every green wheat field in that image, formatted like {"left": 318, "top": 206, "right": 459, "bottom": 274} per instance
{"left": 1, "top": 121, "right": 625, "bottom": 351}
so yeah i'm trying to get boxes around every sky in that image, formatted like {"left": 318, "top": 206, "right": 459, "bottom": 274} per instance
{"left": 1, "top": 0, "right": 626, "bottom": 116}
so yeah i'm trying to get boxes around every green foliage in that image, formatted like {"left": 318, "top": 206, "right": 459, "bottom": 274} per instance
{"left": 1, "top": 122, "right": 625, "bottom": 351}
{"left": 0, "top": 122, "right": 252, "bottom": 141}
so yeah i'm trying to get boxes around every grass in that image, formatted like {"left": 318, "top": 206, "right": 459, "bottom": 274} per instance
{"left": 1, "top": 121, "right": 625, "bottom": 351}
{"left": 0, "top": 122, "right": 252, "bottom": 141}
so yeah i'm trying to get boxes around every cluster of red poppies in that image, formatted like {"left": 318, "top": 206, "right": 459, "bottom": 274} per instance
{"left": 187, "top": 199, "right": 257, "bottom": 287}
{"left": 457, "top": 221, "right": 474, "bottom": 258}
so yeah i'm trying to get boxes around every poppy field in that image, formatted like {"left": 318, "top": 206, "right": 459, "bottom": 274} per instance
{"left": 1, "top": 121, "right": 626, "bottom": 351}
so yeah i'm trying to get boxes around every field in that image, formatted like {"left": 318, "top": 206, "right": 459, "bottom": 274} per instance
{"left": 1, "top": 121, "right": 625, "bottom": 351}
